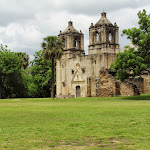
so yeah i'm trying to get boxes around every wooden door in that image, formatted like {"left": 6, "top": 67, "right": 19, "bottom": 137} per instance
{"left": 76, "top": 86, "right": 80, "bottom": 97}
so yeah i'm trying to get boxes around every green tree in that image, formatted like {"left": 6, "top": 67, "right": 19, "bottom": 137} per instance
{"left": 111, "top": 9, "right": 150, "bottom": 81}
{"left": 41, "top": 36, "right": 63, "bottom": 99}
{"left": 30, "top": 50, "right": 52, "bottom": 97}
{"left": 17, "top": 52, "right": 29, "bottom": 69}
{"left": 111, "top": 47, "right": 147, "bottom": 82}
{"left": 0, "top": 44, "right": 28, "bottom": 98}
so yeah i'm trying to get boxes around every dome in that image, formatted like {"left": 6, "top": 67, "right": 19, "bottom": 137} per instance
{"left": 63, "top": 21, "right": 79, "bottom": 34}
{"left": 95, "top": 12, "right": 112, "bottom": 27}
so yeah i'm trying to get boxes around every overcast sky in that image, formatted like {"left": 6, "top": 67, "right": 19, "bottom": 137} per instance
{"left": 0, "top": 0, "right": 150, "bottom": 60}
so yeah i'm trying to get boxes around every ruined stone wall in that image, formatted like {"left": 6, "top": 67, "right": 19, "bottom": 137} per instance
{"left": 120, "top": 81, "right": 140, "bottom": 96}
{"left": 87, "top": 77, "right": 100, "bottom": 97}
{"left": 97, "top": 87, "right": 114, "bottom": 97}
{"left": 97, "top": 68, "right": 119, "bottom": 97}
{"left": 87, "top": 78, "right": 91, "bottom": 97}
{"left": 128, "top": 78, "right": 144, "bottom": 94}
{"left": 126, "top": 76, "right": 150, "bottom": 94}
{"left": 143, "top": 75, "right": 150, "bottom": 93}
{"left": 86, "top": 68, "right": 143, "bottom": 98}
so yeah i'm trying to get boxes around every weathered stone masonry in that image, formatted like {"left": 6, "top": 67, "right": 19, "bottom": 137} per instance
{"left": 56, "top": 12, "right": 120, "bottom": 98}
{"left": 56, "top": 11, "right": 150, "bottom": 98}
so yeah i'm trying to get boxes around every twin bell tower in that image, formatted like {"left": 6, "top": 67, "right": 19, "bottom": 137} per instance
{"left": 56, "top": 11, "right": 120, "bottom": 98}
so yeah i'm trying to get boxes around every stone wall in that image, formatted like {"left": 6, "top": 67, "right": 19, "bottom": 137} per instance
{"left": 120, "top": 81, "right": 140, "bottom": 96}
{"left": 126, "top": 76, "right": 150, "bottom": 94}
{"left": 97, "top": 68, "right": 119, "bottom": 97}
{"left": 87, "top": 77, "right": 91, "bottom": 97}
{"left": 97, "top": 87, "right": 114, "bottom": 97}
{"left": 97, "top": 69, "right": 142, "bottom": 97}
{"left": 128, "top": 77, "right": 144, "bottom": 94}
{"left": 143, "top": 75, "right": 150, "bottom": 93}
{"left": 56, "top": 93, "right": 75, "bottom": 99}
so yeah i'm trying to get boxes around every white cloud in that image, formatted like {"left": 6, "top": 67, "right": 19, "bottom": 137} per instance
{"left": 0, "top": 0, "right": 150, "bottom": 60}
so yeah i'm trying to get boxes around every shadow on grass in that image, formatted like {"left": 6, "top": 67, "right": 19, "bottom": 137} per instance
{"left": 54, "top": 94, "right": 150, "bottom": 102}
{"left": 119, "top": 94, "right": 150, "bottom": 100}
{"left": 1, "top": 94, "right": 150, "bottom": 102}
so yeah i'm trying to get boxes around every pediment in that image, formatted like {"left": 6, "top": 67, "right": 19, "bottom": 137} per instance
{"left": 72, "top": 70, "right": 85, "bottom": 83}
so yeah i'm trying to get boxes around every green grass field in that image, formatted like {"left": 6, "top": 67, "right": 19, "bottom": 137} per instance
{"left": 0, "top": 95, "right": 150, "bottom": 150}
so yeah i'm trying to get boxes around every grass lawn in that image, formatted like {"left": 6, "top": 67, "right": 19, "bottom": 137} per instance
{"left": 0, "top": 95, "right": 150, "bottom": 150}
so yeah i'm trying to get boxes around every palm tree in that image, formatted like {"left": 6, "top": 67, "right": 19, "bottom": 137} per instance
{"left": 41, "top": 36, "right": 63, "bottom": 99}
{"left": 17, "top": 52, "right": 29, "bottom": 69}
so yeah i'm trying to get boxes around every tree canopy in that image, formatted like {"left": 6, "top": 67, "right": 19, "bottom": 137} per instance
{"left": 29, "top": 50, "right": 52, "bottom": 97}
{"left": 17, "top": 52, "right": 29, "bottom": 69}
{"left": 0, "top": 44, "right": 28, "bottom": 98}
{"left": 111, "top": 9, "right": 150, "bottom": 81}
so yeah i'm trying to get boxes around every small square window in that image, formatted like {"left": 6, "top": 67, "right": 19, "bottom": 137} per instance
{"left": 82, "top": 68, "right": 85, "bottom": 74}
{"left": 72, "top": 70, "right": 74, "bottom": 75}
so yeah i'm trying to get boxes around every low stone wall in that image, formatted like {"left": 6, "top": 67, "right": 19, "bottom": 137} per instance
{"left": 143, "top": 75, "right": 150, "bottom": 93}
{"left": 128, "top": 77, "right": 144, "bottom": 94}
{"left": 97, "top": 87, "right": 114, "bottom": 97}
{"left": 87, "top": 68, "right": 149, "bottom": 98}
{"left": 120, "top": 81, "right": 140, "bottom": 96}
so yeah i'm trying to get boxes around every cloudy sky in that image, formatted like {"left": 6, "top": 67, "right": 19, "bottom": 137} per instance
{"left": 0, "top": 0, "right": 150, "bottom": 60}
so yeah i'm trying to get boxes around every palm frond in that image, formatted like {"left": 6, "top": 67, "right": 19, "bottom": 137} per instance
{"left": 41, "top": 36, "right": 64, "bottom": 60}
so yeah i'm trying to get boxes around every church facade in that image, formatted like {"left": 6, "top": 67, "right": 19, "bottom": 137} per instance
{"left": 56, "top": 12, "right": 120, "bottom": 98}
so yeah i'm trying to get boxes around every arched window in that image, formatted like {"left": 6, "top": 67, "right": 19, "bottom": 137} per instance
{"left": 109, "top": 32, "right": 111, "bottom": 42}
{"left": 96, "top": 32, "right": 99, "bottom": 42}
{"left": 74, "top": 38, "right": 78, "bottom": 48}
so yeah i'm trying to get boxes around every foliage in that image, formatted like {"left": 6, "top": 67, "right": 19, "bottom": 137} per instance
{"left": 30, "top": 50, "right": 52, "bottom": 97}
{"left": 111, "top": 9, "right": 150, "bottom": 81}
{"left": 0, "top": 95, "right": 150, "bottom": 149}
{"left": 16, "top": 52, "right": 29, "bottom": 69}
{"left": 111, "top": 47, "right": 147, "bottom": 82}
{"left": 0, "top": 44, "right": 28, "bottom": 98}
{"left": 41, "top": 36, "right": 63, "bottom": 98}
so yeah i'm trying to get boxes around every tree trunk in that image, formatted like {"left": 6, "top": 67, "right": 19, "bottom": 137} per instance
{"left": 51, "top": 58, "right": 54, "bottom": 99}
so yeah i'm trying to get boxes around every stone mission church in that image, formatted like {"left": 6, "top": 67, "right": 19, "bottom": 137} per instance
{"left": 56, "top": 12, "right": 121, "bottom": 98}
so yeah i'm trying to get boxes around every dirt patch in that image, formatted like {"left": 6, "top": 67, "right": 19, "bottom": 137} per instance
{"left": 11, "top": 99, "right": 21, "bottom": 101}
{"left": 32, "top": 137, "right": 128, "bottom": 150}
{"left": 109, "top": 138, "right": 122, "bottom": 144}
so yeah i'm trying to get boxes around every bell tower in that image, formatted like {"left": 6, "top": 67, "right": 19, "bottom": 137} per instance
{"left": 58, "top": 21, "right": 84, "bottom": 58}
{"left": 89, "top": 12, "right": 119, "bottom": 55}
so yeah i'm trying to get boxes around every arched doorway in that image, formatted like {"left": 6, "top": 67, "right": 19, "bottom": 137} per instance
{"left": 76, "top": 86, "right": 81, "bottom": 97}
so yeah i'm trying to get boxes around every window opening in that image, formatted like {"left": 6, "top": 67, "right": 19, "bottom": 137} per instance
{"left": 109, "top": 32, "right": 111, "bottom": 42}
{"left": 82, "top": 68, "right": 85, "bottom": 74}
{"left": 96, "top": 32, "right": 99, "bottom": 42}
{"left": 75, "top": 38, "right": 78, "bottom": 48}
{"left": 72, "top": 70, "right": 74, "bottom": 75}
